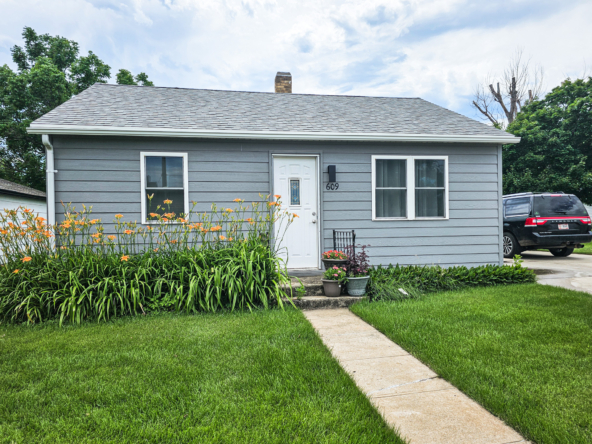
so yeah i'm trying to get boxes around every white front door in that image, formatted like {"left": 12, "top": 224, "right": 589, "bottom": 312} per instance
{"left": 273, "top": 156, "right": 319, "bottom": 269}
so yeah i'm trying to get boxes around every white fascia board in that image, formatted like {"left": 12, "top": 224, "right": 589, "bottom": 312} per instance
{"left": 28, "top": 124, "right": 521, "bottom": 144}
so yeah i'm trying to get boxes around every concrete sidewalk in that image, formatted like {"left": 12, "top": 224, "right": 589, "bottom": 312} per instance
{"left": 304, "top": 308, "right": 528, "bottom": 444}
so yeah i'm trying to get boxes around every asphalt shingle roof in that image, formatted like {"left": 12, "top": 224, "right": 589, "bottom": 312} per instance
{"left": 31, "top": 83, "right": 508, "bottom": 137}
{"left": 0, "top": 179, "right": 46, "bottom": 199}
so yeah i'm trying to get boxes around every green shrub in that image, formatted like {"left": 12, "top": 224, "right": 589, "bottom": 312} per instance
{"left": 0, "top": 241, "right": 290, "bottom": 325}
{"left": 0, "top": 196, "right": 295, "bottom": 324}
{"left": 368, "top": 260, "right": 536, "bottom": 301}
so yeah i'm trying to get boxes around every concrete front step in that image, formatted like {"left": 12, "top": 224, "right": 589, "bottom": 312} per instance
{"left": 284, "top": 295, "right": 362, "bottom": 310}
{"left": 282, "top": 274, "right": 364, "bottom": 310}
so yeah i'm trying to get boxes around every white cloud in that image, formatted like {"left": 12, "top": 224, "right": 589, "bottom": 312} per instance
{"left": 1, "top": 0, "right": 590, "bottom": 119}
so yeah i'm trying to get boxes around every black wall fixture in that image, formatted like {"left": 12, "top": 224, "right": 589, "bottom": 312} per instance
{"left": 328, "top": 165, "right": 336, "bottom": 182}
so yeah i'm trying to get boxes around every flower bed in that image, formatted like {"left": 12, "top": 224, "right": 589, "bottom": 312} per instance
{"left": 368, "top": 258, "right": 537, "bottom": 301}
{"left": 0, "top": 195, "right": 296, "bottom": 324}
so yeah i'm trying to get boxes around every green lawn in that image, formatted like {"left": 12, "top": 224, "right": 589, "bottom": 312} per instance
{"left": 351, "top": 284, "right": 592, "bottom": 444}
{"left": 574, "top": 243, "right": 592, "bottom": 254}
{"left": 0, "top": 310, "right": 402, "bottom": 444}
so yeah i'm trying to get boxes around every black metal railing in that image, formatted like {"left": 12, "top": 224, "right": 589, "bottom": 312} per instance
{"left": 333, "top": 229, "right": 355, "bottom": 258}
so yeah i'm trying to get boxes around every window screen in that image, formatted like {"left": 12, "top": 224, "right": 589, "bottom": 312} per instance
{"left": 375, "top": 159, "right": 406, "bottom": 218}
{"left": 145, "top": 156, "right": 185, "bottom": 219}
{"left": 415, "top": 159, "right": 445, "bottom": 218}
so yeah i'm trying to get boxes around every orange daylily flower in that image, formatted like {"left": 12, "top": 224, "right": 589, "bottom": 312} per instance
{"left": 293, "top": 214, "right": 300, "bottom": 218}
{"left": 115, "top": 214, "right": 123, "bottom": 219}
{"left": 21, "top": 256, "right": 32, "bottom": 262}
{"left": 274, "top": 194, "right": 281, "bottom": 199}
{"left": 219, "top": 235, "right": 226, "bottom": 240}
{"left": 163, "top": 199, "right": 173, "bottom": 205}
{"left": 120, "top": 255, "right": 129, "bottom": 261}
{"left": 23, "top": 209, "right": 33, "bottom": 213}
{"left": 91, "top": 233, "right": 102, "bottom": 238}
{"left": 124, "top": 230, "right": 134, "bottom": 235}
{"left": 13, "top": 269, "right": 19, "bottom": 274}
{"left": 170, "top": 239, "right": 178, "bottom": 244}
{"left": 233, "top": 198, "right": 243, "bottom": 202}
{"left": 108, "top": 235, "right": 116, "bottom": 241}
{"left": 162, "top": 217, "right": 169, "bottom": 222}
{"left": 149, "top": 212, "right": 158, "bottom": 218}
{"left": 225, "top": 208, "right": 233, "bottom": 213}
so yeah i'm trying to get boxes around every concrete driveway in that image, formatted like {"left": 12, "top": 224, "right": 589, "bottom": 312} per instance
{"left": 504, "top": 250, "right": 592, "bottom": 294}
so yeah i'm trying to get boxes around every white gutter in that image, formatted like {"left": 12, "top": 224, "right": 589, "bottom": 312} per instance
{"left": 28, "top": 125, "right": 521, "bottom": 144}
{"left": 41, "top": 135, "right": 56, "bottom": 228}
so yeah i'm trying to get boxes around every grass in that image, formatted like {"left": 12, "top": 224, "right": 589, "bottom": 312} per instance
{"left": 574, "top": 243, "right": 592, "bottom": 254}
{"left": 351, "top": 284, "right": 592, "bottom": 444}
{"left": 0, "top": 310, "right": 402, "bottom": 444}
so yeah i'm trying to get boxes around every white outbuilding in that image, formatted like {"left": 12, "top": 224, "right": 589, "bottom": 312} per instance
{"left": 0, "top": 178, "right": 46, "bottom": 218}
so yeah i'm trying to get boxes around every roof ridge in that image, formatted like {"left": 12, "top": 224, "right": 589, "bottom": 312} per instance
{"left": 90, "top": 83, "right": 422, "bottom": 100}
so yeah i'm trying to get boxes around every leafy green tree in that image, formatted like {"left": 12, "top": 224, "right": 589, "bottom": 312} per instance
{"left": 504, "top": 77, "right": 592, "bottom": 203}
{"left": 116, "top": 69, "right": 154, "bottom": 86}
{"left": 1, "top": 27, "right": 153, "bottom": 191}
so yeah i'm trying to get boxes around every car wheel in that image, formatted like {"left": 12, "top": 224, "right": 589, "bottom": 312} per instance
{"left": 503, "top": 232, "right": 521, "bottom": 258}
{"left": 549, "top": 247, "right": 574, "bottom": 257}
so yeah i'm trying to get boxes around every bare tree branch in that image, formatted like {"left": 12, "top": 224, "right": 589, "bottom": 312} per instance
{"left": 472, "top": 49, "right": 545, "bottom": 128}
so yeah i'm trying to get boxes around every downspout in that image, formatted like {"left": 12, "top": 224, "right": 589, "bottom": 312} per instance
{"left": 42, "top": 135, "right": 56, "bottom": 228}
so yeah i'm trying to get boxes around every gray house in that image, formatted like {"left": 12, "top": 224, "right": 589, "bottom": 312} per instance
{"left": 27, "top": 72, "right": 519, "bottom": 269}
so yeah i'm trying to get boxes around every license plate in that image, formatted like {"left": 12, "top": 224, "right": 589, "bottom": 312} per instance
{"left": 558, "top": 224, "right": 569, "bottom": 230}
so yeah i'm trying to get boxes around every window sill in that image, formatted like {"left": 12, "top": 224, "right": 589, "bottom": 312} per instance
{"left": 372, "top": 217, "right": 449, "bottom": 221}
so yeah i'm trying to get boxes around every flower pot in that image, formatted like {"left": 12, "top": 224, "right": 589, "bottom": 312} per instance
{"left": 346, "top": 276, "right": 370, "bottom": 296}
{"left": 322, "top": 279, "right": 343, "bottom": 297}
{"left": 322, "top": 258, "right": 348, "bottom": 270}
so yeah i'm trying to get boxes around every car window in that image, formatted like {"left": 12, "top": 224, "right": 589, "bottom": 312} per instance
{"left": 505, "top": 197, "right": 531, "bottom": 217}
{"left": 533, "top": 195, "right": 588, "bottom": 216}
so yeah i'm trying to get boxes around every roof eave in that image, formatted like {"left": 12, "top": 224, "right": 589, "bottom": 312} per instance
{"left": 27, "top": 124, "right": 521, "bottom": 144}
{"left": 0, "top": 189, "right": 46, "bottom": 200}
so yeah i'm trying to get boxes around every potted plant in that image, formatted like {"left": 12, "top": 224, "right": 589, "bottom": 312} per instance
{"left": 345, "top": 245, "right": 371, "bottom": 296}
{"left": 321, "top": 266, "right": 347, "bottom": 297}
{"left": 321, "top": 250, "right": 348, "bottom": 270}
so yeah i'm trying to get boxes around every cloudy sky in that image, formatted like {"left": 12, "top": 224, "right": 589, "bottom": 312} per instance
{"left": 1, "top": 0, "right": 590, "bottom": 121}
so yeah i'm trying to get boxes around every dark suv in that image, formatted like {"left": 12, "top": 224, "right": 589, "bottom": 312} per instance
{"left": 503, "top": 192, "right": 592, "bottom": 258}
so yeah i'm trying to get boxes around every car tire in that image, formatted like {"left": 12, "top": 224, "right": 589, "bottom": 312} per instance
{"left": 549, "top": 247, "right": 574, "bottom": 257}
{"left": 503, "top": 232, "right": 521, "bottom": 258}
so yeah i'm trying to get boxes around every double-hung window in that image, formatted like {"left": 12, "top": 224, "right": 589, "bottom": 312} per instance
{"left": 140, "top": 152, "right": 188, "bottom": 223}
{"left": 372, "top": 155, "right": 448, "bottom": 220}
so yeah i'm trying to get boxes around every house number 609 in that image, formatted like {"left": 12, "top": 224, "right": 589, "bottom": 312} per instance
{"left": 326, "top": 183, "right": 339, "bottom": 190}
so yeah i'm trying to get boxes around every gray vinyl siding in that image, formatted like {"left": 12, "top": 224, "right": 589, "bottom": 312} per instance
{"left": 51, "top": 136, "right": 502, "bottom": 267}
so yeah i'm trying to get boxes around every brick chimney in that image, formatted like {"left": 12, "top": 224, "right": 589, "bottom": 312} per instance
{"left": 275, "top": 72, "right": 292, "bottom": 93}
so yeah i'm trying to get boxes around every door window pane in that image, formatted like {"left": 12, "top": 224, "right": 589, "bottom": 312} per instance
{"left": 505, "top": 198, "right": 531, "bottom": 217}
{"left": 376, "top": 159, "right": 406, "bottom": 187}
{"left": 146, "top": 156, "right": 184, "bottom": 188}
{"left": 290, "top": 179, "right": 300, "bottom": 205}
{"left": 416, "top": 189, "right": 445, "bottom": 217}
{"left": 376, "top": 189, "right": 406, "bottom": 218}
{"left": 415, "top": 160, "right": 444, "bottom": 187}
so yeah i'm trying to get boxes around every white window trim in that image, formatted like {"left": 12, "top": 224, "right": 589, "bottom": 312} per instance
{"left": 140, "top": 152, "right": 189, "bottom": 224}
{"left": 371, "top": 155, "right": 449, "bottom": 221}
